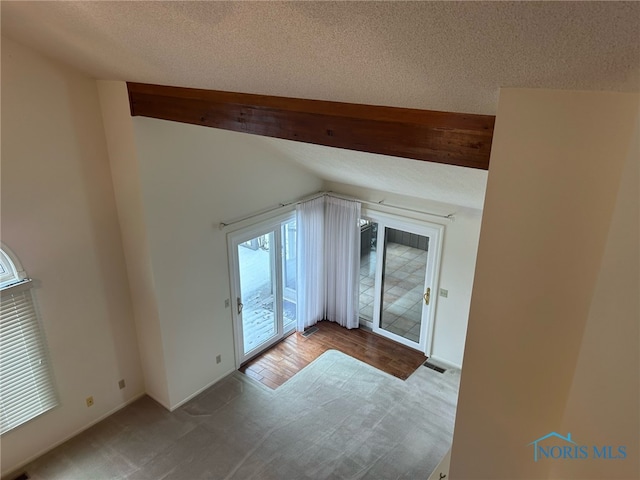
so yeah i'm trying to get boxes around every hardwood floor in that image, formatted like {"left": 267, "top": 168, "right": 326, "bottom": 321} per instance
{"left": 239, "top": 320, "right": 427, "bottom": 389}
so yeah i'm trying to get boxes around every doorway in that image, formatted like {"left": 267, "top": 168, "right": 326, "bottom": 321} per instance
{"left": 228, "top": 213, "right": 297, "bottom": 365}
{"left": 359, "top": 214, "right": 443, "bottom": 353}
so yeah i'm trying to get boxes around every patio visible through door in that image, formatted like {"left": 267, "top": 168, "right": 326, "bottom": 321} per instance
{"left": 229, "top": 214, "right": 297, "bottom": 365}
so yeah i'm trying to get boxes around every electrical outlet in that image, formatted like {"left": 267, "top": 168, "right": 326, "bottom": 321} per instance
{"left": 216, "top": 354, "right": 222, "bottom": 364}
{"left": 118, "top": 379, "right": 126, "bottom": 390}
{"left": 86, "top": 396, "right": 94, "bottom": 407}
{"left": 439, "top": 288, "right": 449, "bottom": 298}
{"left": 224, "top": 299, "right": 230, "bottom": 308}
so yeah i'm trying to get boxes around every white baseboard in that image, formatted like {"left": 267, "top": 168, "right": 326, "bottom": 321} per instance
{"left": 3, "top": 391, "right": 146, "bottom": 479}
{"left": 144, "top": 390, "right": 172, "bottom": 411}
{"left": 428, "top": 355, "right": 462, "bottom": 370}
{"left": 6, "top": 369, "right": 239, "bottom": 477}
{"left": 427, "top": 448, "right": 451, "bottom": 480}
{"left": 168, "top": 367, "right": 236, "bottom": 411}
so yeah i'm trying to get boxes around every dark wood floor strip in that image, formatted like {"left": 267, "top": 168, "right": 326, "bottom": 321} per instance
{"left": 238, "top": 321, "right": 427, "bottom": 389}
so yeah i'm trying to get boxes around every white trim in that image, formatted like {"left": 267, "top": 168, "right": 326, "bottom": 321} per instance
{"left": 0, "top": 243, "right": 28, "bottom": 289}
{"left": 362, "top": 208, "right": 444, "bottom": 357}
{"left": 168, "top": 367, "right": 237, "bottom": 411}
{"left": 0, "top": 278, "right": 33, "bottom": 295}
{"left": 428, "top": 355, "right": 462, "bottom": 371}
{"left": 0, "top": 254, "right": 58, "bottom": 436}
{"left": 1, "top": 392, "right": 146, "bottom": 479}
{"left": 225, "top": 200, "right": 446, "bottom": 359}
{"left": 427, "top": 449, "right": 451, "bottom": 480}
{"left": 144, "top": 390, "right": 172, "bottom": 411}
{"left": 227, "top": 210, "right": 297, "bottom": 368}
{"left": 0, "top": 243, "right": 27, "bottom": 277}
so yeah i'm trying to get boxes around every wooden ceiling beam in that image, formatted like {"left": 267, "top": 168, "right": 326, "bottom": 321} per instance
{"left": 127, "top": 82, "right": 494, "bottom": 170}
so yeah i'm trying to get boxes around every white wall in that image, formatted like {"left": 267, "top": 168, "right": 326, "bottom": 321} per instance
{"left": 551, "top": 113, "right": 639, "bottom": 480}
{"left": 130, "top": 117, "right": 323, "bottom": 408}
{"left": 324, "top": 182, "right": 483, "bottom": 368}
{"left": 450, "top": 88, "right": 639, "bottom": 479}
{"left": 97, "top": 81, "right": 171, "bottom": 408}
{"left": 0, "top": 38, "right": 144, "bottom": 476}
{"left": 430, "top": 207, "right": 482, "bottom": 368}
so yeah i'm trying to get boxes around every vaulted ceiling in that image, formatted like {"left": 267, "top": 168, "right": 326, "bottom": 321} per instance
{"left": 2, "top": 1, "right": 638, "bottom": 210}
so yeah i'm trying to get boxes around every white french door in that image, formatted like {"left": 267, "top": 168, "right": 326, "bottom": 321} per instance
{"left": 360, "top": 213, "right": 443, "bottom": 354}
{"left": 228, "top": 213, "right": 297, "bottom": 366}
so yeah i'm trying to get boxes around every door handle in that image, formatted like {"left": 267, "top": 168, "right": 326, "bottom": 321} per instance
{"left": 423, "top": 288, "right": 431, "bottom": 306}
{"left": 237, "top": 297, "right": 244, "bottom": 315}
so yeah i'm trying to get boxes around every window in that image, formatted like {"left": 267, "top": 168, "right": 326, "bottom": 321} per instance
{"left": 0, "top": 246, "right": 57, "bottom": 435}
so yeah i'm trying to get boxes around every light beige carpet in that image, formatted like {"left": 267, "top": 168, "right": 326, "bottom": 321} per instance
{"left": 17, "top": 350, "right": 459, "bottom": 480}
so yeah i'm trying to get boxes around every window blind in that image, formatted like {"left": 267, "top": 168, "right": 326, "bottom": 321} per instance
{"left": 0, "top": 283, "right": 58, "bottom": 435}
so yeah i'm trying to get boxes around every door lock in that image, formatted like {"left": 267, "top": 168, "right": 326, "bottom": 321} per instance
{"left": 423, "top": 288, "right": 431, "bottom": 306}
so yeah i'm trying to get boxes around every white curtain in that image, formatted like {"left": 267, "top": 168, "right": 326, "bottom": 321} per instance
{"left": 296, "top": 197, "right": 325, "bottom": 331}
{"left": 296, "top": 195, "right": 361, "bottom": 332}
{"left": 324, "top": 196, "right": 361, "bottom": 329}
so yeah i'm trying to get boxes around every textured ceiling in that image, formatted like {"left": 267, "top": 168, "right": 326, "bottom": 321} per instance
{"left": 2, "top": 1, "right": 638, "bottom": 210}
{"left": 2, "top": 1, "right": 638, "bottom": 114}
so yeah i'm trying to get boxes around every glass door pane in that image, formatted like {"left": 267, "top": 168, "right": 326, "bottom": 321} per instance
{"left": 359, "top": 220, "right": 378, "bottom": 323}
{"left": 281, "top": 219, "right": 297, "bottom": 332}
{"left": 379, "top": 227, "right": 429, "bottom": 344}
{"left": 237, "top": 231, "right": 278, "bottom": 356}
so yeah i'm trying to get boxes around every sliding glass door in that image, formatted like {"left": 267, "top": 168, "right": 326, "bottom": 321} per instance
{"left": 281, "top": 219, "right": 297, "bottom": 332}
{"left": 237, "top": 231, "right": 278, "bottom": 355}
{"left": 378, "top": 227, "right": 429, "bottom": 344}
{"left": 229, "top": 214, "right": 297, "bottom": 365}
{"left": 359, "top": 214, "right": 442, "bottom": 353}
{"left": 358, "top": 220, "right": 378, "bottom": 324}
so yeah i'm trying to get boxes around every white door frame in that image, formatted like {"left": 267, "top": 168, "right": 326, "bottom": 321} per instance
{"left": 363, "top": 209, "right": 444, "bottom": 356}
{"left": 227, "top": 211, "right": 296, "bottom": 368}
